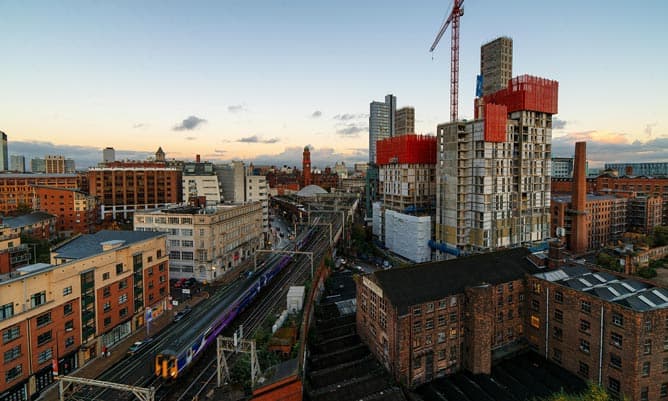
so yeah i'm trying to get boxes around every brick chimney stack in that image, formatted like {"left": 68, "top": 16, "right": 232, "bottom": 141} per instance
{"left": 196, "top": 154, "right": 201, "bottom": 163}
{"left": 569, "top": 142, "right": 588, "bottom": 255}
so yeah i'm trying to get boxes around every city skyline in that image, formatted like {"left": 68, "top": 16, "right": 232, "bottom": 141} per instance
{"left": 1, "top": 0, "right": 666, "bottom": 168}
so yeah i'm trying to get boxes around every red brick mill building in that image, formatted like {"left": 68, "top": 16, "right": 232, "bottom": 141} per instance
{"left": 356, "top": 247, "right": 668, "bottom": 400}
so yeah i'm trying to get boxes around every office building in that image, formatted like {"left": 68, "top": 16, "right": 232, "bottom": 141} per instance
{"left": 30, "top": 158, "right": 46, "bottom": 173}
{"left": 628, "top": 195, "right": 663, "bottom": 234}
{"left": 10, "top": 155, "right": 25, "bottom": 173}
{"left": 552, "top": 157, "right": 574, "bottom": 178}
{"left": 45, "top": 155, "right": 66, "bottom": 174}
{"left": 87, "top": 161, "right": 182, "bottom": 220}
{"left": 245, "top": 175, "right": 269, "bottom": 234}
{"left": 0, "top": 231, "right": 168, "bottom": 400}
{"left": 369, "top": 94, "right": 396, "bottom": 164}
{"left": 0, "top": 131, "right": 7, "bottom": 172}
{"left": 395, "top": 106, "right": 415, "bottom": 136}
{"left": 134, "top": 203, "right": 263, "bottom": 281}
{"left": 182, "top": 156, "right": 222, "bottom": 205}
{"left": 216, "top": 161, "right": 246, "bottom": 203}
{"left": 480, "top": 37, "right": 513, "bottom": 96}
{"left": 102, "top": 147, "right": 115, "bottom": 164}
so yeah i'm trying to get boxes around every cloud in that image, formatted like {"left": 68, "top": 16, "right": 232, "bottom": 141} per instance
{"left": 237, "top": 135, "right": 280, "bottom": 144}
{"left": 645, "top": 122, "right": 658, "bottom": 136}
{"left": 311, "top": 110, "right": 322, "bottom": 118}
{"left": 7, "top": 140, "right": 154, "bottom": 170}
{"left": 551, "top": 130, "right": 668, "bottom": 167}
{"left": 228, "top": 104, "right": 246, "bottom": 113}
{"left": 173, "top": 115, "right": 207, "bottom": 131}
{"left": 552, "top": 119, "right": 567, "bottom": 130}
{"left": 333, "top": 113, "right": 367, "bottom": 121}
{"left": 185, "top": 136, "right": 197, "bottom": 141}
{"left": 132, "top": 123, "right": 146, "bottom": 129}
{"left": 336, "top": 124, "right": 367, "bottom": 137}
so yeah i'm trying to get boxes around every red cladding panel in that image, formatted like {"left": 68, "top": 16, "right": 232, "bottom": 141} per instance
{"left": 484, "top": 103, "right": 507, "bottom": 143}
{"left": 483, "top": 75, "right": 558, "bottom": 114}
{"left": 376, "top": 135, "right": 437, "bottom": 165}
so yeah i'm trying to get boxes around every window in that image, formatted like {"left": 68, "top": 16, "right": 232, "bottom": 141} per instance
{"left": 37, "top": 348, "right": 53, "bottom": 364}
{"left": 532, "top": 282, "right": 542, "bottom": 294}
{"left": 553, "top": 327, "right": 563, "bottom": 340}
{"left": 181, "top": 252, "right": 193, "bottom": 261}
{"left": 4, "top": 346, "right": 21, "bottom": 363}
{"left": 645, "top": 319, "right": 653, "bottom": 333}
{"left": 531, "top": 315, "right": 540, "bottom": 328}
{"left": 553, "top": 348, "right": 562, "bottom": 364}
{"left": 159, "top": 263, "right": 165, "bottom": 272}
{"left": 103, "top": 286, "right": 111, "bottom": 297}
{"left": 578, "top": 362, "right": 589, "bottom": 378}
{"left": 425, "top": 335, "right": 432, "bottom": 345}
{"left": 414, "top": 357, "right": 421, "bottom": 369}
{"left": 103, "top": 272, "right": 110, "bottom": 280}
{"left": 497, "top": 312, "right": 503, "bottom": 322}
{"left": 555, "top": 291, "right": 563, "bottom": 303}
{"left": 642, "top": 361, "right": 650, "bottom": 377}
{"left": 413, "top": 320, "right": 422, "bottom": 334}
{"left": 413, "top": 307, "right": 422, "bottom": 316}
{"left": 426, "top": 303, "right": 434, "bottom": 313}
{"left": 64, "top": 303, "right": 73, "bottom": 316}
{"left": 103, "top": 301, "right": 111, "bottom": 312}
{"left": 507, "top": 295, "right": 513, "bottom": 304}
{"left": 5, "top": 364, "right": 22, "bottom": 383}
{"left": 0, "top": 303, "right": 14, "bottom": 321}
{"left": 438, "top": 300, "right": 447, "bottom": 309}
{"left": 65, "top": 336, "right": 74, "bottom": 348}
{"left": 3, "top": 326, "right": 20, "bottom": 343}
{"left": 580, "top": 339, "right": 590, "bottom": 354}
{"left": 554, "top": 309, "right": 563, "bottom": 323}
{"left": 425, "top": 319, "right": 434, "bottom": 330}
{"left": 119, "top": 307, "right": 128, "bottom": 318}
{"left": 118, "top": 294, "right": 127, "bottom": 304}
{"left": 116, "top": 263, "right": 124, "bottom": 275}
{"left": 581, "top": 300, "right": 591, "bottom": 314}
{"left": 147, "top": 267, "right": 153, "bottom": 276}
{"left": 531, "top": 299, "right": 540, "bottom": 311}
{"left": 36, "top": 312, "right": 51, "bottom": 328}
{"left": 438, "top": 349, "right": 446, "bottom": 360}
{"left": 438, "top": 332, "right": 446, "bottom": 343}
{"left": 119, "top": 279, "right": 128, "bottom": 290}
{"left": 611, "top": 332, "right": 623, "bottom": 348}
{"left": 63, "top": 286, "right": 72, "bottom": 296}
{"left": 449, "top": 327, "right": 458, "bottom": 339}
{"left": 65, "top": 320, "right": 74, "bottom": 332}
{"left": 608, "top": 377, "right": 620, "bottom": 395}
{"left": 580, "top": 320, "right": 591, "bottom": 334}
{"left": 508, "top": 282, "right": 514, "bottom": 292}
{"left": 610, "top": 353, "right": 622, "bottom": 369}
{"left": 157, "top": 249, "right": 162, "bottom": 259}
{"left": 663, "top": 358, "right": 668, "bottom": 373}
{"left": 644, "top": 339, "right": 652, "bottom": 355}
{"left": 641, "top": 387, "right": 649, "bottom": 401}
{"left": 37, "top": 330, "right": 52, "bottom": 346}
{"left": 31, "top": 291, "right": 46, "bottom": 308}
{"left": 661, "top": 383, "right": 668, "bottom": 398}
{"left": 104, "top": 317, "right": 112, "bottom": 327}
{"left": 612, "top": 312, "right": 623, "bottom": 327}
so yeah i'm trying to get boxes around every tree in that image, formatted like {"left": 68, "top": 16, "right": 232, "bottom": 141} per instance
{"left": 650, "top": 226, "right": 668, "bottom": 247}
{"left": 542, "top": 384, "right": 615, "bottom": 401}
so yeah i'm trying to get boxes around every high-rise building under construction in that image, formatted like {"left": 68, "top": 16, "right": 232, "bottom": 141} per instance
{"left": 433, "top": 38, "right": 558, "bottom": 255}
{"left": 480, "top": 36, "right": 513, "bottom": 96}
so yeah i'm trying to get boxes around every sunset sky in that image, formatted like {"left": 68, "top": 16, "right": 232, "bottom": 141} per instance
{"left": 1, "top": 0, "right": 666, "bottom": 169}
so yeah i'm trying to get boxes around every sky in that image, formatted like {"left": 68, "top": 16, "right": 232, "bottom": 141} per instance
{"left": 1, "top": 0, "right": 667, "bottom": 169}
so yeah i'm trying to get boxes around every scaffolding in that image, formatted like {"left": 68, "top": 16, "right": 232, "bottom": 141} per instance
{"left": 216, "top": 335, "right": 261, "bottom": 388}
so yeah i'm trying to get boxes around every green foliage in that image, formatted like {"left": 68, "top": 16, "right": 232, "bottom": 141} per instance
{"left": 541, "top": 384, "right": 613, "bottom": 401}
{"left": 596, "top": 252, "right": 620, "bottom": 271}
{"left": 14, "top": 202, "right": 32, "bottom": 215}
{"left": 637, "top": 267, "right": 657, "bottom": 279}
{"left": 20, "top": 236, "right": 50, "bottom": 264}
{"left": 650, "top": 226, "right": 668, "bottom": 247}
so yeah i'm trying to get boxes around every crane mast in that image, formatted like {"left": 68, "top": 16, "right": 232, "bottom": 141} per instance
{"left": 430, "top": 0, "right": 464, "bottom": 123}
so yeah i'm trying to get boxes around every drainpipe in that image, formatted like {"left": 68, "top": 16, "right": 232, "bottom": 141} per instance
{"left": 598, "top": 305, "right": 604, "bottom": 385}
{"left": 545, "top": 287, "right": 550, "bottom": 359}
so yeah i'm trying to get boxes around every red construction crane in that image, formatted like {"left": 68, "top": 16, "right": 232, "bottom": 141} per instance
{"left": 430, "top": 0, "right": 464, "bottom": 123}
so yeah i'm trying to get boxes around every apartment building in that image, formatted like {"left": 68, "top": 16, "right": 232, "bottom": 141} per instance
{"left": 0, "top": 231, "right": 168, "bottom": 400}
{"left": 0, "top": 174, "right": 82, "bottom": 215}
{"left": 356, "top": 248, "right": 537, "bottom": 387}
{"left": 133, "top": 203, "right": 263, "bottom": 282}
{"left": 33, "top": 186, "right": 99, "bottom": 236}
{"left": 394, "top": 107, "right": 415, "bottom": 136}
{"left": 0, "top": 231, "right": 31, "bottom": 274}
{"left": 245, "top": 175, "right": 269, "bottom": 235}
{"left": 1, "top": 212, "right": 57, "bottom": 242}
{"left": 528, "top": 265, "right": 668, "bottom": 401}
{"left": 87, "top": 161, "right": 182, "bottom": 220}
{"left": 182, "top": 158, "right": 222, "bottom": 205}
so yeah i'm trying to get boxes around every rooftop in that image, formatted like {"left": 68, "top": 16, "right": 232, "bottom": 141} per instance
{"left": 0, "top": 173, "right": 79, "bottom": 179}
{"left": 2, "top": 212, "right": 56, "bottom": 228}
{"left": 297, "top": 185, "right": 327, "bottom": 197}
{"left": 373, "top": 248, "right": 539, "bottom": 312}
{"left": 52, "top": 230, "right": 165, "bottom": 260}
{"left": 551, "top": 194, "right": 624, "bottom": 203}
{"left": 535, "top": 265, "right": 668, "bottom": 312}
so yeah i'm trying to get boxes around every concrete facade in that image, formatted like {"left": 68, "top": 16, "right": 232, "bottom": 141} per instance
{"left": 480, "top": 37, "right": 513, "bottom": 96}
{"left": 395, "top": 107, "right": 415, "bottom": 136}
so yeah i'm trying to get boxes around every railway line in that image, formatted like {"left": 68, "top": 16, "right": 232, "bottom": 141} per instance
{"left": 61, "top": 214, "right": 339, "bottom": 401}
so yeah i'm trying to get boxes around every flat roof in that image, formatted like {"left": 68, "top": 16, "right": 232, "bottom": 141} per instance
{"left": 52, "top": 230, "right": 165, "bottom": 260}
{"left": 373, "top": 248, "right": 539, "bottom": 313}
{"left": 535, "top": 265, "right": 668, "bottom": 311}
{"left": 2, "top": 212, "right": 56, "bottom": 228}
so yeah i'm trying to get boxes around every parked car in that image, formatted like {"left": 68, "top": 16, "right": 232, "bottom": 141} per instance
{"left": 173, "top": 306, "right": 192, "bottom": 322}
{"left": 174, "top": 278, "right": 187, "bottom": 289}
{"left": 127, "top": 341, "right": 148, "bottom": 355}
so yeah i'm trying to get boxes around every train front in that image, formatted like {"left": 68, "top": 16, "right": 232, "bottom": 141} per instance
{"left": 155, "top": 349, "right": 179, "bottom": 379}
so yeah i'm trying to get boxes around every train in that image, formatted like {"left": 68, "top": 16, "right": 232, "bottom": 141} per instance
{"left": 155, "top": 226, "right": 317, "bottom": 380}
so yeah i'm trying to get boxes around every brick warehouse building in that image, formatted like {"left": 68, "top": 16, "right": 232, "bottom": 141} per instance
{"left": 0, "top": 173, "right": 82, "bottom": 215}
{"left": 87, "top": 161, "right": 182, "bottom": 220}
{"left": 528, "top": 265, "right": 668, "bottom": 401}
{"left": 0, "top": 231, "right": 168, "bottom": 400}
{"left": 356, "top": 248, "right": 538, "bottom": 387}
{"left": 33, "top": 186, "right": 100, "bottom": 236}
